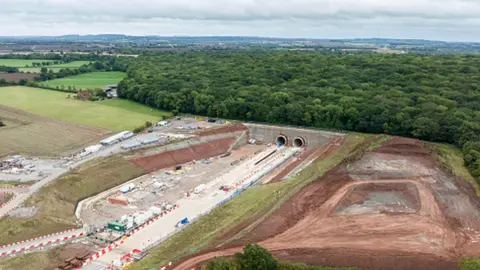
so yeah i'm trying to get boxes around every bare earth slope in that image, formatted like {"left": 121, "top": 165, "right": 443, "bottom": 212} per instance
{"left": 174, "top": 137, "right": 480, "bottom": 270}
{"left": 0, "top": 105, "right": 110, "bottom": 157}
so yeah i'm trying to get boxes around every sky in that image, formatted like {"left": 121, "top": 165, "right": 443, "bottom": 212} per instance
{"left": 0, "top": 0, "right": 479, "bottom": 41}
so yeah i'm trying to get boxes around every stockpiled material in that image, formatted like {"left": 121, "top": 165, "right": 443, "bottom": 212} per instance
{"left": 132, "top": 137, "right": 235, "bottom": 172}
{"left": 197, "top": 123, "right": 248, "bottom": 137}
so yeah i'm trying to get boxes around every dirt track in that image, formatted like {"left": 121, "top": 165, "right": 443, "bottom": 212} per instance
{"left": 173, "top": 137, "right": 480, "bottom": 270}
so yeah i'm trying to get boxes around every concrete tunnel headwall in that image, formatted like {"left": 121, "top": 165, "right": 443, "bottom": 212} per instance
{"left": 245, "top": 123, "right": 344, "bottom": 148}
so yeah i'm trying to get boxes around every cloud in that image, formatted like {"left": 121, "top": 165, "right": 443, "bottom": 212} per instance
{"left": 0, "top": 0, "right": 479, "bottom": 41}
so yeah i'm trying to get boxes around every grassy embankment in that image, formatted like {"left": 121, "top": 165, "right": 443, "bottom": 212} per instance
{"left": 0, "top": 155, "right": 145, "bottom": 246}
{"left": 0, "top": 86, "right": 170, "bottom": 131}
{"left": 132, "top": 133, "right": 372, "bottom": 270}
{"left": 41, "top": 71, "right": 126, "bottom": 90}
{"left": 432, "top": 144, "right": 480, "bottom": 269}
{"left": 432, "top": 143, "right": 480, "bottom": 196}
{"left": 461, "top": 258, "right": 480, "bottom": 270}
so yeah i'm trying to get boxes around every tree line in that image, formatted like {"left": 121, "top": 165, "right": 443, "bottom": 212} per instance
{"left": 117, "top": 51, "right": 477, "bottom": 184}
{"left": 0, "top": 66, "right": 19, "bottom": 73}
{"left": 35, "top": 56, "right": 130, "bottom": 81}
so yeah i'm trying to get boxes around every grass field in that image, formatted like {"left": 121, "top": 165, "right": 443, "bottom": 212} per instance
{"left": 41, "top": 71, "right": 126, "bottom": 90}
{"left": 18, "top": 61, "right": 91, "bottom": 73}
{"left": 98, "top": 99, "right": 170, "bottom": 119}
{"left": 0, "top": 104, "right": 109, "bottom": 158}
{"left": 0, "top": 155, "right": 145, "bottom": 246}
{"left": 0, "top": 59, "right": 55, "bottom": 67}
{"left": 132, "top": 134, "right": 370, "bottom": 270}
{"left": 0, "top": 86, "right": 170, "bottom": 131}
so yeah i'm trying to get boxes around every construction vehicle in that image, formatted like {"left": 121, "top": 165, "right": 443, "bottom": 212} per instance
{"left": 219, "top": 185, "right": 231, "bottom": 192}
{"left": 175, "top": 217, "right": 189, "bottom": 228}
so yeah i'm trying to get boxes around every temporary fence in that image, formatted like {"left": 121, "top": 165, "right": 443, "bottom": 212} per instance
{"left": 80, "top": 148, "right": 296, "bottom": 269}
{"left": 79, "top": 204, "right": 180, "bottom": 269}
{"left": 0, "top": 192, "right": 15, "bottom": 209}
{"left": 0, "top": 185, "right": 32, "bottom": 189}
{"left": 0, "top": 229, "right": 84, "bottom": 257}
{"left": 138, "top": 148, "right": 298, "bottom": 269}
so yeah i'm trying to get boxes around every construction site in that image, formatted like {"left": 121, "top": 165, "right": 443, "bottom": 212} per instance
{"left": 0, "top": 116, "right": 346, "bottom": 270}
{"left": 68, "top": 120, "right": 343, "bottom": 270}
{"left": 172, "top": 137, "right": 480, "bottom": 270}
{"left": 2, "top": 116, "right": 479, "bottom": 270}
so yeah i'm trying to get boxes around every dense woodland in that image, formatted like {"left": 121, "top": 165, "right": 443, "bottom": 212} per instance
{"left": 112, "top": 52, "right": 479, "bottom": 183}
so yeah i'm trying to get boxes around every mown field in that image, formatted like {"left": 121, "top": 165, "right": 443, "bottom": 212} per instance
{"left": 98, "top": 99, "right": 171, "bottom": 119}
{"left": 18, "top": 61, "right": 91, "bottom": 73}
{"left": 41, "top": 71, "right": 126, "bottom": 90}
{"left": 0, "top": 86, "right": 168, "bottom": 131}
{"left": 0, "top": 104, "right": 109, "bottom": 158}
{"left": 0, "top": 155, "right": 145, "bottom": 246}
{"left": 0, "top": 59, "right": 55, "bottom": 67}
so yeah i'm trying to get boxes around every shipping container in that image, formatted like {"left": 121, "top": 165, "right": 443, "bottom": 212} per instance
{"left": 108, "top": 222, "right": 126, "bottom": 232}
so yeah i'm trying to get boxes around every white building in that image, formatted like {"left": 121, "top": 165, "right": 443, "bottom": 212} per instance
{"left": 100, "top": 131, "right": 134, "bottom": 146}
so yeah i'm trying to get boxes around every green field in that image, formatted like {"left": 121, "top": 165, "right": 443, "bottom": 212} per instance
{"left": 19, "top": 67, "right": 63, "bottom": 73}
{"left": 41, "top": 71, "right": 126, "bottom": 90}
{"left": 0, "top": 86, "right": 170, "bottom": 131}
{"left": 0, "top": 59, "right": 55, "bottom": 67}
{"left": 98, "top": 99, "right": 170, "bottom": 119}
{"left": 18, "top": 61, "right": 91, "bottom": 73}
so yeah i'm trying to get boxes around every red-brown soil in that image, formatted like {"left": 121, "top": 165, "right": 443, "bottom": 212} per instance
{"left": 333, "top": 182, "right": 420, "bottom": 215}
{"left": 0, "top": 72, "right": 38, "bottom": 82}
{"left": 131, "top": 137, "right": 236, "bottom": 172}
{"left": 173, "top": 137, "right": 480, "bottom": 270}
{"left": 197, "top": 123, "right": 248, "bottom": 137}
{"left": 267, "top": 148, "right": 316, "bottom": 184}
{"left": 267, "top": 136, "right": 345, "bottom": 184}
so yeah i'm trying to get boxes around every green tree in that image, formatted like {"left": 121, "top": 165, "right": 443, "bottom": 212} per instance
{"left": 235, "top": 244, "right": 277, "bottom": 270}
{"left": 204, "top": 258, "right": 241, "bottom": 270}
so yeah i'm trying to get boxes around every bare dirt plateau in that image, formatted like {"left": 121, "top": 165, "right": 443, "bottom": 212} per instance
{"left": 173, "top": 137, "right": 480, "bottom": 270}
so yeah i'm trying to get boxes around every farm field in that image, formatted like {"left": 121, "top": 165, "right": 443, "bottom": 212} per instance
{"left": 172, "top": 137, "right": 480, "bottom": 270}
{"left": 0, "top": 104, "right": 109, "bottom": 158}
{"left": 0, "top": 72, "right": 38, "bottom": 82}
{"left": 0, "top": 86, "right": 163, "bottom": 131}
{"left": 0, "top": 59, "right": 54, "bottom": 67}
{"left": 18, "top": 61, "right": 91, "bottom": 73}
{"left": 41, "top": 71, "right": 126, "bottom": 90}
{"left": 0, "top": 155, "right": 145, "bottom": 246}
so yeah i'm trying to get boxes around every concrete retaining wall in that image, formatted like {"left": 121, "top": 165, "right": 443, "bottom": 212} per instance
{"left": 245, "top": 123, "right": 343, "bottom": 148}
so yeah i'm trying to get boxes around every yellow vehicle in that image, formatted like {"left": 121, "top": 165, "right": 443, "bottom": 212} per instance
{"left": 122, "top": 262, "right": 134, "bottom": 269}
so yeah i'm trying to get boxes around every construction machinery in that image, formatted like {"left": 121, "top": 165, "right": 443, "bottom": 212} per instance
{"left": 175, "top": 217, "right": 189, "bottom": 228}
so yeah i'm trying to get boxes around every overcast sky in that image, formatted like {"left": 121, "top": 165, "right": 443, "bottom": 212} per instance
{"left": 1, "top": 0, "right": 479, "bottom": 41}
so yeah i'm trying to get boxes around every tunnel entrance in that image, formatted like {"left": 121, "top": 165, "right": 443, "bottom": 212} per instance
{"left": 293, "top": 137, "right": 306, "bottom": 148}
{"left": 276, "top": 135, "right": 287, "bottom": 147}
